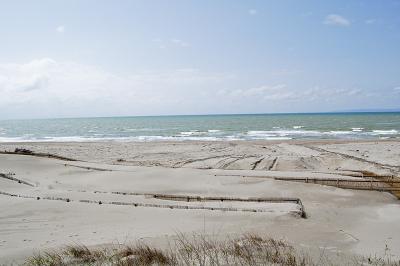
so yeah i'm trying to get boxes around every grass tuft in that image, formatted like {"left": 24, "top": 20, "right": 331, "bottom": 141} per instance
{"left": 25, "top": 251, "right": 65, "bottom": 266}
{"left": 24, "top": 233, "right": 400, "bottom": 266}
{"left": 64, "top": 244, "right": 100, "bottom": 263}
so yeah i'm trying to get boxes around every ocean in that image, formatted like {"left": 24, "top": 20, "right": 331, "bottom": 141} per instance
{"left": 0, "top": 113, "right": 399, "bottom": 142}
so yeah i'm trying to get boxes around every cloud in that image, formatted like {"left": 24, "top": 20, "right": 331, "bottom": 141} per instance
{"left": 0, "top": 58, "right": 54, "bottom": 93}
{"left": 219, "top": 84, "right": 302, "bottom": 102}
{"left": 171, "top": 39, "right": 189, "bottom": 47}
{"left": 0, "top": 58, "right": 232, "bottom": 118}
{"left": 56, "top": 25, "right": 65, "bottom": 33}
{"left": 0, "top": 58, "right": 395, "bottom": 119}
{"left": 152, "top": 38, "right": 189, "bottom": 49}
{"left": 323, "top": 14, "right": 350, "bottom": 26}
{"left": 248, "top": 9, "right": 257, "bottom": 15}
{"left": 224, "top": 85, "right": 287, "bottom": 98}
{"left": 219, "top": 85, "right": 366, "bottom": 103}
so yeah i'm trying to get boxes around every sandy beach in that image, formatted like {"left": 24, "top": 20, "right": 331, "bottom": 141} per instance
{"left": 0, "top": 139, "right": 399, "bottom": 264}
{"left": 2, "top": 0, "right": 400, "bottom": 264}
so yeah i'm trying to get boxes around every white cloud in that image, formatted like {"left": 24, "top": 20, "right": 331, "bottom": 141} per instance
{"left": 171, "top": 39, "right": 189, "bottom": 47}
{"left": 248, "top": 9, "right": 257, "bottom": 15}
{"left": 152, "top": 38, "right": 189, "bottom": 49}
{"left": 0, "top": 58, "right": 394, "bottom": 119}
{"left": 0, "top": 58, "right": 231, "bottom": 118}
{"left": 219, "top": 84, "right": 300, "bottom": 102}
{"left": 56, "top": 25, "right": 65, "bottom": 33}
{"left": 219, "top": 85, "right": 365, "bottom": 103}
{"left": 323, "top": 14, "right": 350, "bottom": 26}
{"left": 347, "top": 89, "right": 362, "bottom": 96}
{"left": 230, "top": 85, "right": 286, "bottom": 97}
{"left": 0, "top": 58, "right": 55, "bottom": 93}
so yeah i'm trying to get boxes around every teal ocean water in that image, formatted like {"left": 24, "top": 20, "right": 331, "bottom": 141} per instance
{"left": 0, "top": 113, "right": 399, "bottom": 142}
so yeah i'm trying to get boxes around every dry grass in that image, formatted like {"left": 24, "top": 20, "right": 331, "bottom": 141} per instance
{"left": 115, "top": 244, "right": 175, "bottom": 265}
{"left": 24, "top": 233, "right": 400, "bottom": 266}
{"left": 172, "top": 233, "right": 308, "bottom": 266}
{"left": 25, "top": 251, "right": 65, "bottom": 266}
{"left": 64, "top": 244, "right": 106, "bottom": 263}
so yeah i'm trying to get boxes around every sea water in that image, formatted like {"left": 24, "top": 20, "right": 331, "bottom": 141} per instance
{"left": 0, "top": 113, "right": 399, "bottom": 142}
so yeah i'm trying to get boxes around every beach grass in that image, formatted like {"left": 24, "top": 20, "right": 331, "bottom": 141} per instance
{"left": 24, "top": 233, "right": 399, "bottom": 266}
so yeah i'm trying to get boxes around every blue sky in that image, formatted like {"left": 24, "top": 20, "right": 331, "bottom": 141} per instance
{"left": 0, "top": 0, "right": 399, "bottom": 119}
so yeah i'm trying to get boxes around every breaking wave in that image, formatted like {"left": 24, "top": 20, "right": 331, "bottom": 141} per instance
{"left": 0, "top": 128, "right": 398, "bottom": 142}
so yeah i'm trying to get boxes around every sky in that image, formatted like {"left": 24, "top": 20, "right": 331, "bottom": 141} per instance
{"left": 0, "top": 0, "right": 400, "bottom": 119}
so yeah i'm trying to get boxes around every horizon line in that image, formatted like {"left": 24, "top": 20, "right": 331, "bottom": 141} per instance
{"left": 1, "top": 110, "right": 400, "bottom": 122}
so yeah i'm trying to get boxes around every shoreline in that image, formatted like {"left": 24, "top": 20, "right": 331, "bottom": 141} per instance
{"left": 0, "top": 135, "right": 399, "bottom": 143}
{"left": 1, "top": 137, "right": 399, "bottom": 144}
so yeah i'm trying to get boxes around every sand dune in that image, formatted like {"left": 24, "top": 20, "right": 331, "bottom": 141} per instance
{"left": 0, "top": 140, "right": 399, "bottom": 264}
